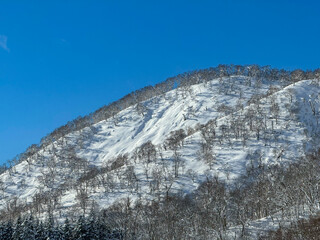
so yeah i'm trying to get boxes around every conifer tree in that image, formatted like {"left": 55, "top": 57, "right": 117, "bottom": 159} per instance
{"left": 3, "top": 220, "right": 13, "bottom": 240}
{"left": 35, "top": 221, "right": 46, "bottom": 240}
{"left": 12, "top": 216, "right": 22, "bottom": 240}
{"left": 86, "top": 211, "right": 99, "bottom": 240}
{"left": 63, "top": 218, "right": 73, "bottom": 240}
{"left": 73, "top": 215, "right": 88, "bottom": 240}
{"left": 20, "top": 215, "right": 36, "bottom": 240}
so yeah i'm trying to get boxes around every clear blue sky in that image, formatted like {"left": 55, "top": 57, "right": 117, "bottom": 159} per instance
{"left": 0, "top": 0, "right": 319, "bottom": 164}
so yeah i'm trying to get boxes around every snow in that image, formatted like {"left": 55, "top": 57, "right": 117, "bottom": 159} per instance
{"left": 226, "top": 203, "right": 320, "bottom": 239}
{"left": 0, "top": 76, "right": 320, "bottom": 233}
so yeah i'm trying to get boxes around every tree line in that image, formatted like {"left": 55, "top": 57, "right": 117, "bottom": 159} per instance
{"left": 0, "top": 213, "right": 122, "bottom": 240}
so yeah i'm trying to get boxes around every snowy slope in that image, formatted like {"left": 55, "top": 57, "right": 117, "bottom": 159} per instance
{"left": 1, "top": 76, "right": 320, "bottom": 224}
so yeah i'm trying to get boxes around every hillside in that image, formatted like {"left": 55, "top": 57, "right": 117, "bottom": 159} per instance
{"left": 1, "top": 66, "right": 320, "bottom": 239}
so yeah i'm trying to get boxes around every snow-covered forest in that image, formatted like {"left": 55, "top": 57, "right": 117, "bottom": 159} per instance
{"left": 1, "top": 64, "right": 320, "bottom": 239}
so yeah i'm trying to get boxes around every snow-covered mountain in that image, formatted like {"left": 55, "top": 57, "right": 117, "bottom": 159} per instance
{"left": 1, "top": 67, "right": 320, "bottom": 239}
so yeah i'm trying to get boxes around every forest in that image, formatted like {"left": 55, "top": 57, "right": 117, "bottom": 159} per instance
{"left": 0, "top": 65, "right": 320, "bottom": 239}
{"left": 1, "top": 148, "right": 320, "bottom": 239}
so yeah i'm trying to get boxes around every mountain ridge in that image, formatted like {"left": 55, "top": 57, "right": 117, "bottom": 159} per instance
{"left": 1, "top": 66, "right": 320, "bottom": 239}
{"left": 3, "top": 65, "right": 319, "bottom": 171}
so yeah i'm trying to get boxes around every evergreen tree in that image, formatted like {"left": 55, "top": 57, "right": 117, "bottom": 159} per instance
{"left": 20, "top": 215, "right": 35, "bottom": 240}
{"left": 0, "top": 222, "right": 10, "bottom": 240}
{"left": 86, "top": 211, "right": 99, "bottom": 240}
{"left": 0, "top": 222, "right": 6, "bottom": 240}
{"left": 12, "top": 216, "right": 22, "bottom": 240}
{"left": 2, "top": 220, "right": 13, "bottom": 240}
{"left": 43, "top": 213, "right": 63, "bottom": 240}
{"left": 96, "top": 215, "right": 111, "bottom": 240}
{"left": 63, "top": 218, "right": 73, "bottom": 240}
{"left": 35, "top": 221, "right": 46, "bottom": 240}
{"left": 73, "top": 215, "right": 88, "bottom": 240}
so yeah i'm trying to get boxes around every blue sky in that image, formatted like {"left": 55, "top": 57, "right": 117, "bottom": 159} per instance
{"left": 0, "top": 0, "right": 319, "bottom": 164}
